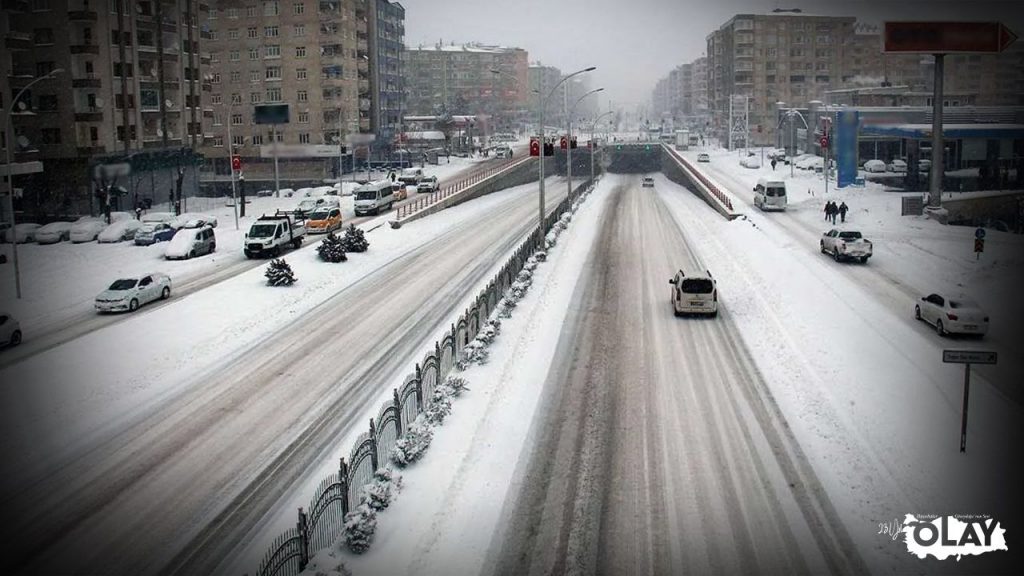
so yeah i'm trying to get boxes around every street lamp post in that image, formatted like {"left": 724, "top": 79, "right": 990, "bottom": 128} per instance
{"left": 5, "top": 68, "right": 63, "bottom": 299}
{"left": 778, "top": 107, "right": 809, "bottom": 179}
{"left": 567, "top": 88, "right": 603, "bottom": 197}
{"left": 225, "top": 105, "right": 239, "bottom": 230}
{"left": 533, "top": 66, "right": 595, "bottom": 232}
{"left": 588, "top": 110, "right": 615, "bottom": 183}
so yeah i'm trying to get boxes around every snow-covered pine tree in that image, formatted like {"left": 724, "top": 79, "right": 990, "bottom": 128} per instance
{"left": 265, "top": 258, "right": 297, "bottom": 286}
{"left": 341, "top": 224, "right": 369, "bottom": 253}
{"left": 316, "top": 231, "right": 348, "bottom": 263}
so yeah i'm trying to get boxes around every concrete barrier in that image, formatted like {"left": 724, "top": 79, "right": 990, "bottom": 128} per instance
{"left": 660, "top": 144, "right": 739, "bottom": 220}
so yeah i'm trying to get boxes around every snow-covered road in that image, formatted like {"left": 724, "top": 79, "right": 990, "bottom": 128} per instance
{"left": 0, "top": 177, "right": 567, "bottom": 575}
{"left": 486, "top": 180, "right": 864, "bottom": 575}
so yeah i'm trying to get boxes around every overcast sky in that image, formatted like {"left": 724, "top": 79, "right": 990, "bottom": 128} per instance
{"left": 402, "top": 0, "right": 1024, "bottom": 110}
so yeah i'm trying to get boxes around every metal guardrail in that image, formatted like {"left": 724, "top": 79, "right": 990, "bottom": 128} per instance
{"left": 394, "top": 156, "right": 531, "bottom": 220}
{"left": 663, "top": 144, "right": 735, "bottom": 212}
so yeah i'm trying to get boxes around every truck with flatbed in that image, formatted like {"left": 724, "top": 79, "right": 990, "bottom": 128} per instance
{"left": 244, "top": 211, "right": 307, "bottom": 258}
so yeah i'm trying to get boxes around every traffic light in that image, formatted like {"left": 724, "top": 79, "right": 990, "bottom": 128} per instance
{"left": 231, "top": 155, "right": 242, "bottom": 171}
{"left": 570, "top": 137, "right": 578, "bottom": 149}
{"left": 560, "top": 136, "right": 568, "bottom": 150}
{"left": 530, "top": 138, "right": 540, "bottom": 157}
{"left": 543, "top": 142, "right": 554, "bottom": 156}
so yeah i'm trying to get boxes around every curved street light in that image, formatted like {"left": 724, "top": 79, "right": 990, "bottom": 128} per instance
{"left": 588, "top": 110, "right": 615, "bottom": 182}
{"left": 566, "top": 87, "right": 603, "bottom": 197}
{"left": 533, "top": 66, "right": 595, "bottom": 231}
{"left": 5, "top": 68, "right": 63, "bottom": 299}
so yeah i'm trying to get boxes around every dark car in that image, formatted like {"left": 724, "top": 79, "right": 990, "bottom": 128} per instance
{"left": 134, "top": 222, "right": 177, "bottom": 246}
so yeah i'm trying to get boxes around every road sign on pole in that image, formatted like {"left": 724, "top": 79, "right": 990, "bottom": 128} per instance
{"left": 942, "top": 349, "right": 997, "bottom": 453}
{"left": 974, "top": 238, "right": 985, "bottom": 258}
{"left": 975, "top": 227, "right": 986, "bottom": 239}
{"left": 884, "top": 22, "right": 1018, "bottom": 53}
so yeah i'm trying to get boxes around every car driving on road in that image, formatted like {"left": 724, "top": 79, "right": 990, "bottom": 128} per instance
{"left": 417, "top": 176, "right": 438, "bottom": 193}
{"left": 669, "top": 269, "right": 718, "bottom": 317}
{"left": 95, "top": 273, "right": 172, "bottom": 313}
{"left": 915, "top": 293, "right": 989, "bottom": 337}
{"left": 697, "top": 153, "right": 710, "bottom": 162}
{"left": 306, "top": 207, "right": 343, "bottom": 234}
{"left": 0, "top": 312, "right": 21, "bottom": 348}
{"left": 642, "top": 176, "right": 655, "bottom": 187}
{"left": 820, "top": 229, "right": 872, "bottom": 263}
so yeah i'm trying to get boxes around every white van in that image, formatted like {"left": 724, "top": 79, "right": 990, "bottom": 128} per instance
{"left": 753, "top": 177, "right": 787, "bottom": 211}
{"left": 669, "top": 269, "right": 718, "bottom": 317}
{"left": 353, "top": 180, "right": 396, "bottom": 216}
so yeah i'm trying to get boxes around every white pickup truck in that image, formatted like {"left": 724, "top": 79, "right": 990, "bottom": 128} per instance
{"left": 244, "top": 211, "right": 307, "bottom": 258}
{"left": 820, "top": 229, "right": 873, "bottom": 263}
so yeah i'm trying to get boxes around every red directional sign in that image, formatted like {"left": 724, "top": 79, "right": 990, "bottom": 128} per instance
{"left": 884, "top": 22, "right": 1018, "bottom": 53}
{"left": 820, "top": 137, "right": 829, "bottom": 148}
{"left": 529, "top": 138, "right": 540, "bottom": 157}
{"left": 560, "top": 136, "right": 568, "bottom": 150}
{"left": 231, "top": 155, "right": 242, "bottom": 171}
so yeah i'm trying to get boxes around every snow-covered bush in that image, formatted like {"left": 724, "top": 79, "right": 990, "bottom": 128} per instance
{"left": 477, "top": 321, "right": 499, "bottom": 344}
{"left": 341, "top": 224, "right": 369, "bottom": 253}
{"left": 534, "top": 250, "right": 547, "bottom": 262}
{"left": 391, "top": 417, "right": 433, "bottom": 467}
{"left": 342, "top": 503, "right": 376, "bottom": 554}
{"left": 456, "top": 339, "right": 488, "bottom": 370}
{"left": 424, "top": 386, "right": 452, "bottom": 425}
{"left": 362, "top": 468, "right": 402, "bottom": 512}
{"left": 441, "top": 375, "right": 469, "bottom": 397}
{"left": 265, "top": 258, "right": 297, "bottom": 286}
{"left": 316, "top": 231, "right": 348, "bottom": 263}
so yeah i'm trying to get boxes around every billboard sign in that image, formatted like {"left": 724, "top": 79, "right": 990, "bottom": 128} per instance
{"left": 253, "top": 104, "right": 290, "bottom": 125}
{"left": 259, "top": 144, "right": 345, "bottom": 159}
{"left": 884, "top": 22, "right": 1017, "bottom": 53}
{"left": 836, "top": 110, "right": 859, "bottom": 188}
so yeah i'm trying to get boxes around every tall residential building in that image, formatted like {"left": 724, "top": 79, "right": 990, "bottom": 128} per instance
{"left": 368, "top": 0, "right": 404, "bottom": 142}
{"left": 650, "top": 57, "right": 708, "bottom": 129}
{"left": 2, "top": 0, "right": 208, "bottom": 213}
{"left": 527, "top": 63, "right": 562, "bottom": 125}
{"left": 405, "top": 43, "right": 529, "bottom": 126}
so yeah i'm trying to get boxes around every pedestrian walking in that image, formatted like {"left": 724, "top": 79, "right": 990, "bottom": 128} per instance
{"left": 830, "top": 202, "right": 838, "bottom": 224}
{"left": 824, "top": 201, "right": 832, "bottom": 221}
{"left": 771, "top": 158, "right": 777, "bottom": 171}
{"left": 838, "top": 201, "right": 848, "bottom": 223}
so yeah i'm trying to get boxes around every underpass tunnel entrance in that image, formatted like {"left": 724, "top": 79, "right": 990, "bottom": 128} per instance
{"left": 605, "top": 143, "right": 663, "bottom": 174}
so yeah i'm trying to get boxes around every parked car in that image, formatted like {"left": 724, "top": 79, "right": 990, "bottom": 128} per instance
{"left": 917, "top": 159, "right": 932, "bottom": 171}
{"left": 69, "top": 217, "right": 107, "bottom": 243}
{"left": 94, "top": 273, "right": 172, "bottom": 313}
{"left": 669, "top": 269, "right": 718, "bottom": 317}
{"left": 740, "top": 154, "right": 762, "bottom": 169}
{"left": 697, "top": 153, "right": 710, "bottom": 163}
{"left": 172, "top": 213, "right": 219, "bottom": 229}
{"left": 141, "top": 212, "right": 177, "bottom": 224}
{"left": 820, "top": 229, "right": 873, "bottom": 263}
{"left": 0, "top": 312, "right": 21, "bottom": 348}
{"left": 417, "top": 176, "right": 438, "bottom": 193}
{"left": 295, "top": 195, "right": 340, "bottom": 216}
{"left": 2, "top": 223, "right": 42, "bottom": 244}
{"left": 306, "top": 207, "right": 343, "bottom": 234}
{"left": 98, "top": 219, "right": 143, "bottom": 243}
{"left": 642, "top": 176, "right": 655, "bottom": 187}
{"left": 863, "top": 159, "right": 887, "bottom": 173}
{"left": 134, "top": 222, "right": 177, "bottom": 245}
{"left": 888, "top": 159, "right": 908, "bottom": 173}
{"left": 165, "top": 225, "right": 216, "bottom": 260}
{"left": 796, "top": 156, "right": 825, "bottom": 171}
{"left": 915, "top": 293, "right": 989, "bottom": 337}
{"left": 35, "top": 221, "right": 74, "bottom": 244}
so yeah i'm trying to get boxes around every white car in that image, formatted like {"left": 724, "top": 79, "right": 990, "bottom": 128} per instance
{"left": 917, "top": 159, "right": 932, "bottom": 171}
{"left": 888, "top": 159, "right": 908, "bottom": 173}
{"left": 863, "top": 159, "right": 887, "bottom": 173}
{"left": 95, "top": 273, "right": 172, "bottom": 313}
{"left": 0, "top": 312, "right": 21, "bottom": 348}
{"left": 98, "top": 219, "right": 143, "bottom": 243}
{"left": 172, "top": 213, "right": 219, "bottom": 229}
{"left": 642, "top": 176, "right": 655, "bottom": 187}
{"left": 740, "top": 154, "right": 762, "bottom": 169}
{"left": 35, "top": 221, "right": 74, "bottom": 244}
{"left": 796, "top": 156, "right": 825, "bottom": 171}
{"left": 70, "top": 217, "right": 108, "bottom": 243}
{"left": 820, "top": 229, "right": 873, "bottom": 263}
{"left": 417, "top": 177, "right": 438, "bottom": 193}
{"left": 141, "top": 212, "right": 177, "bottom": 224}
{"left": 915, "top": 293, "right": 989, "bottom": 337}
{"left": 2, "top": 223, "right": 42, "bottom": 243}
{"left": 697, "top": 153, "right": 710, "bottom": 163}
{"left": 669, "top": 269, "right": 718, "bottom": 317}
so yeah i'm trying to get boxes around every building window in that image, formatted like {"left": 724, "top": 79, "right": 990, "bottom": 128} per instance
{"left": 294, "top": 2, "right": 304, "bottom": 14}
{"left": 298, "top": 133, "right": 310, "bottom": 144}
{"left": 229, "top": 29, "right": 240, "bottom": 40}
{"left": 266, "top": 87, "right": 282, "bottom": 102}
{"left": 252, "top": 134, "right": 264, "bottom": 145}
{"left": 250, "top": 92, "right": 262, "bottom": 103}
{"left": 298, "top": 111, "right": 309, "bottom": 123}
{"left": 247, "top": 27, "right": 258, "bottom": 39}
{"left": 265, "top": 26, "right": 279, "bottom": 38}
{"left": 213, "top": 136, "right": 224, "bottom": 147}
{"left": 230, "top": 70, "right": 241, "bottom": 82}
{"left": 33, "top": 28, "right": 55, "bottom": 45}
{"left": 264, "top": 1, "right": 280, "bottom": 16}
{"left": 31, "top": 0, "right": 51, "bottom": 10}
{"left": 296, "top": 68, "right": 308, "bottom": 80}
{"left": 297, "top": 90, "right": 308, "bottom": 102}
{"left": 295, "top": 46, "right": 307, "bottom": 58}
{"left": 231, "top": 113, "right": 243, "bottom": 125}
{"left": 790, "top": 75, "right": 805, "bottom": 83}
{"left": 293, "top": 24, "right": 305, "bottom": 37}
{"left": 249, "top": 47, "right": 260, "bottom": 60}
{"left": 209, "top": 8, "right": 218, "bottom": 19}
{"left": 227, "top": 8, "right": 239, "bottom": 19}
{"left": 211, "top": 72, "right": 222, "bottom": 84}
{"left": 246, "top": 5, "right": 257, "bottom": 17}
{"left": 265, "top": 45, "right": 281, "bottom": 58}
{"left": 212, "top": 113, "right": 223, "bottom": 126}
{"left": 211, "top": 94, "right": 222, "bottom": 105}
{"left": 265, "top": 67, "right": 281, "bottom": 80}
{"left": 232, "top": 135, "right": 244, "bottom": 147}
{"left": 231, "top": 93, "right": 242, "bottom": 105}
{"left": 229, "top": 50, "right": 240, "bottom": 61}
{"left": 250, "top": 70, "right": 260, "bottom": 82}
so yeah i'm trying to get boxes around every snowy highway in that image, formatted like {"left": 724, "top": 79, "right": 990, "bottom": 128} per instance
{"left": 0, "top": 176, "right": 567, "bottom": 575}
{"left": 487, "top": 181, "right": 865, "bottom": 575}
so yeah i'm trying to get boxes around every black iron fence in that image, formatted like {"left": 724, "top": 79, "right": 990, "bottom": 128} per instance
{"left": 249, "top": 176, "right": 597, "bottom": 576}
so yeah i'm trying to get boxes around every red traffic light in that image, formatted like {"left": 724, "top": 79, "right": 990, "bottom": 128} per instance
{"left": 560, "top": 136, "right": 568, "bottom": 150}
{"left": 231, "top": 155, "right": 242, "bottom": 171}
{"left": 529, "top": 138, "right": 540, "bottom": 157}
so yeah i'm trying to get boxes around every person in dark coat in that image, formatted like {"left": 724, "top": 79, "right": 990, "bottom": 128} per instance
{"left": 838, "top": 201, "right": 848, "bottom": 223}
{"left": 771, "top": 158, "right": 777, "bottom": 171}
{"left": 824, "top": 201, "right": 833, "bottom": 221}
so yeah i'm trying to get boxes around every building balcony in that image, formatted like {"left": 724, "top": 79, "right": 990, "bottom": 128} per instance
{"left": 72, "top": 75, "right": 102, "bottom": 88}
{"left": 68, "top": 9, "right": 99, "bottom": 22}
{"left": 2, "top": 0, "right": 29, "bottom": 12}
{"left": 70, "top": 43, "right": 100, "bottom": 55}
{"left": 4, "top": 31, "right": 32, "bottom": 51}
{"left": 74, "top": 109, "right": 104, "bottom": 122}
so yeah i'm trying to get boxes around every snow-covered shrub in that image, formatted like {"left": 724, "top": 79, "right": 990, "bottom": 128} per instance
{"left": 441, "top": 375, "right": 469, "bottom": 397}
{"left": 545, "top": 229, "right": 559, "bottom": 249}
{"left": 456, "top": 340, "right": 488, "bottom": 370}
{"left": 362, "top": 468, "right": 402, "bottom": 512}
{"left": 498, "top": 298, "right": 515, "bottom": 318}
{"left": 265, "top": 258, "right": 297, "bottom": 286}
{"left": 342, "top": 503, "right": 376, "bottom": 554}
{"left": 341, "top": 224, "right": 369, "bottom": 253}
{"left": 391, "top": 418, "right": 433, "bottom": 467}
{"left": 317, "top": 231, "right": 348, "bottom": 263}
{"left": 424, "top": 387, "right": 452, "bottom": 425}
{"left": 534, "top": 250, "right": 547, "bottom": 262}
{"left": 477, "top": 322, "right": 499, "bottom": 344}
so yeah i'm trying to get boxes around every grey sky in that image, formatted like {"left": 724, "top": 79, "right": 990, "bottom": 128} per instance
{"left": 402, "top": 0, "right": 1024, "bottom": 109}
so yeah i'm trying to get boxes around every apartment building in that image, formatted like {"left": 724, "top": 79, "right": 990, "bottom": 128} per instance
{"left": 651, "top": 56, "right": 708, "bottom": 129}
{"left": 2, "top": 0, "right": 207, "bottom": 212}
{"left": 368, "top": 0, "right": 404, "bottom": 141}
{"left": 405, "top": 43, "right": 529, "bottom": 129}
